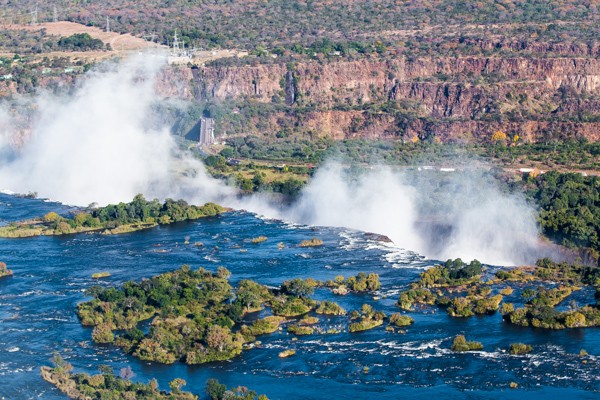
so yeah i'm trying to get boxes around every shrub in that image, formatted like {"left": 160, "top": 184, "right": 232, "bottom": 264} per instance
{"left": 287, "top": 324, "right": 314, "bottom": 335}
{"left": 92, "top": 324, "right": 115, "bottom": 344}
{"left": 43, "top": 212, "right": 61, "bottom": 222}
{"left": 500, "top": 302, "right": 514, "bottom": 315}
{"left": 565, "top": 312, "right": 586, "bottom": 328}
{"left": 349, "top": 305, "right": 385, "bottom": 332}
{"left": 447, "top": 297, "right": 474, "bottom": 317}
{"left": 298, "top": 316, "right": 319, "bottom": 325}
{"left": 241, "top": 316, "right": 285, "bottom": 337}
{"left": 509, "top": 343, "right": 533, "bottom": 355}
{"left": 389, "top": 313, "right": 414, "bottom": 327}
{"left": 0, "top": 262, "right": 13, "bottom": 278}
{"left": 316, "top": 301, "right": 346, "bottom": 315}
{"left": 397, "top": 288, "right": 436, "bottom": 310}
{"left": 271, "top": 296, "right": 314, "bottom": 316}
{"left": 500, "top": 287, "right": 514, "bottom": 295}
{"left": 349, "top": 318, "right": 383, "bottom": 332}
{"left": 206, "top": 379, "right": 226, "bottom": 400}
{"left": 450, "top": 335, "right": 483, "bottom": 352}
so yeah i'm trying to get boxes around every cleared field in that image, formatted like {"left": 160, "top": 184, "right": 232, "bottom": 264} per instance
{"left": 0, "top": 21, "right": 247, "bottom": 64}
{"left": 0, "top": 21, "right": 166, "bottom": 60}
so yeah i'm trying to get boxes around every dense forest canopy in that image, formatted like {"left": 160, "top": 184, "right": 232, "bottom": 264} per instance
{"left": 523, "top": 172, "right": 600, "bottom": 254}
{"left": 1, "top": 1, "right": 599, "bottom": 49}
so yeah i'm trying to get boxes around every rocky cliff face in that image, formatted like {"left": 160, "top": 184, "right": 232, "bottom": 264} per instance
{"left": 180, "top": 57, "right": 600, "bottom": 102}
{"left": 460, "top": 38, "right": 600, "bottom": 59}
{"left": 161, "top": 55, "right": 600, "bottom": 143}
{"left": 210, "top": 109, "right": 600, "bottom": 143}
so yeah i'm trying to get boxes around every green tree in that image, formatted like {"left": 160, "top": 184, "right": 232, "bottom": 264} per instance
{"left": 51, "top": 352, "right": 73, "bottom": 375}
{"left": 217, "top": 266, "right": 231, "bottom": 280}
{"left": 43, "top": 212, "right": 60, "bottom": 223}
{"left": 206, "top": 325, "right": 231, "bottom": 352}
{"left": 169, "top": 378, "right": 187, "bottom": 393}
{"left": 282, "top": 278, "right": 314, "bottom": 298}
{"left": 206, "top": 379, "right": 226, "bottom": 400}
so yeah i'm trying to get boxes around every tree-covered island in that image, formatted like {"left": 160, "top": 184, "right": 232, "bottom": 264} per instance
{"left": 41, "top": 353, "right": 269, "bottom": 399}
{"left": 0, "top": 195, "right": 225, "bottom": 238}
{"left": 398, "top": 258, "right": 600, "bottom": 329}
{"left": 77, "top": 267, "right": 384, "bottom": 365}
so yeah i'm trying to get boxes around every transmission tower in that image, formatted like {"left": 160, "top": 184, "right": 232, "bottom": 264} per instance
{"left": 53, "top": 6, "right": 58, "bottom": 23}
{"left": 172, "top": 29, "right": 181, "bottom": 53}
{"left": 143, "top": 32, "right": 158, "bottom": 47}
{"left": 30, "top": 7, "right": 38, "bottom": 25}
{"left": 106, "top": 16, "right": 110, "bottom": 33}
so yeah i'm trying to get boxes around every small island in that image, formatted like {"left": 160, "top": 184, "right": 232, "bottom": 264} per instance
{"left": 349, "top": 304, "right": 385, "bottom": 332}
{"left": 299, "top": 238, "right": 323, "bottom": 247}
{"left": 497, "top": 259, "right": 600, "bottom": 329}
{"left": 79, "top": 266, "right": 254, "bottom": 365}
{"left": 278, "top": 349, "right": 296, "bottom": 358}
{"left": 324, "top": 272, "right": 381, "bottom": 295}
{"left": 41, "top": 353, "right": 269, "bottom": 400}
{"left": 0, "top": 195, "right": 224, "bottom": 238}
{"left": 509, "top": 343, "right": 533, "bottom": 355}
{"left": 450, "top": 335, "right": 483, "bottom": 352}
{"left": 77, "top": 267, "right": 384, "bottom": 365}
{"left": 0, "top": 262, "right": 13, "bottom": 278}
{"left": 397, "top": 258, "right": 600, "bottom": 330}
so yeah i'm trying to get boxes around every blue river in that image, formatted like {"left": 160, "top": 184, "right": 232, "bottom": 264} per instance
{"left": 0, "top": 193, "right": 598, "bottom": 399}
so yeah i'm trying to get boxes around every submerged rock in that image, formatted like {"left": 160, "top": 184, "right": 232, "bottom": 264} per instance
{"left": 279, "top": 349, "right": 296, "bottom": 358}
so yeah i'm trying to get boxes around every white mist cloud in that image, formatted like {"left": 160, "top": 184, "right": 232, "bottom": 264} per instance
{"left": 286, "top": 163, "right": 545, "bottom": 266}
{"left": 0, "top": 108, "right": 11, "bottom": 156}
{"left": 0, "top": 54, "right": 231, "bottom": 205}
{"left": 418, "top": 170, "right": 542, "bottom": 265}
{"left": 289, "top": 163, "right": 423, "bottom": 252}
{"left": 0, "top": 103, "right": 26, "bottom": 159}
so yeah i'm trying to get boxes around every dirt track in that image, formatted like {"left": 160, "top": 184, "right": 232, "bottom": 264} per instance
{"left": 1, "top": 21, "right": 248, "bottom": 65}
{"left": 0, "top": 21, "right": 166, "bottom": 59}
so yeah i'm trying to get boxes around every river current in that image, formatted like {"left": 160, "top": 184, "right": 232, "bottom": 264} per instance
{"left": 0, "top": 193, "right": 598, "bottom": 399}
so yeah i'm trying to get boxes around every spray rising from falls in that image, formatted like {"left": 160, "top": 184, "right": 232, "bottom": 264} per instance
{"left": 287, "top": 163, "right": 546, "bottom": 266}
{"left": 0, "top": 54, "right": 549, "bottom": 265}
{"left": 0, "top": 54, "right": 231, "bottom": 206}
{"left": 290, "top": 163, "right": 423, "bottom": 252}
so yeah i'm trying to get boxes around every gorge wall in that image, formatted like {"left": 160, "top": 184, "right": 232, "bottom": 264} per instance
{"left": 159, "top": 55, "right": 600, "bottom": 143}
